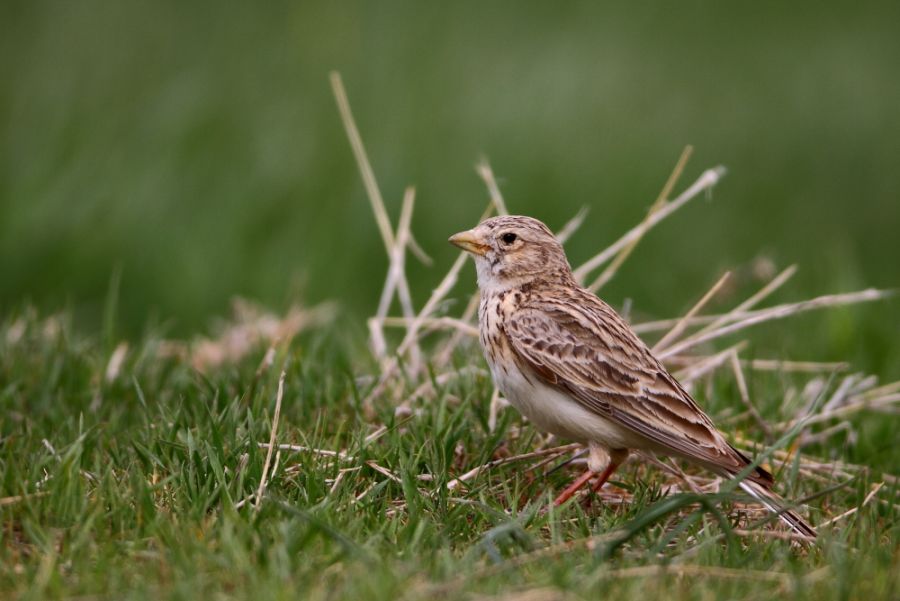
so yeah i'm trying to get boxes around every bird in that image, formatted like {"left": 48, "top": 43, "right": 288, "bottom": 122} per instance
{"left": 448, "top": 215, "right": 816, "bottom": 538}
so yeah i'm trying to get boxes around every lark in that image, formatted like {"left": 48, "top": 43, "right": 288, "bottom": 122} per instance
{"left": 449, "top": 215, "right": 816, "bottom": 538}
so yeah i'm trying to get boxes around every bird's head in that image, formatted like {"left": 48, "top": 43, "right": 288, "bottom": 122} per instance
{"left": 449, "top": 215, "right": 573, "bottom": 291}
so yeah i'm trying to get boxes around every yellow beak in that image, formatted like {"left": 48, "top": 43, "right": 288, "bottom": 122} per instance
{"left": 448, "top": 230, "right": 489, "bottom": 256}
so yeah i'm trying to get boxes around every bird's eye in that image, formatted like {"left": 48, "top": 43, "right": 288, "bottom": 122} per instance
{"left": 500, "top": 232, "right": 518, "bottom": 245}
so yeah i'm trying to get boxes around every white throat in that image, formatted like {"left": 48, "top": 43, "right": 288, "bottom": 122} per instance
{"left": 474, "top": 256, "right": 525, "bottom": 294}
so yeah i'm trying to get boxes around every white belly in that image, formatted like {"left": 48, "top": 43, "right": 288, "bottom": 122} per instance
{"left": 489, "top": 360, "right": 640, "bottom": 451}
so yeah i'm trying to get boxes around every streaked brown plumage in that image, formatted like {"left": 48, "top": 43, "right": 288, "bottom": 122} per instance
{"left": 449, "top": 215, "right": 815, "bottom": 538}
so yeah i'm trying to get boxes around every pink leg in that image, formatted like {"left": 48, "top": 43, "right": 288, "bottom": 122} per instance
{"left": 553, "top": 460, "right": 620, "bottom": 506}
{"left": 553, "top": 470, "right": 594, "bottom": 506}
{"left": 590, "top": 460, "right": 619, "bottom": 493}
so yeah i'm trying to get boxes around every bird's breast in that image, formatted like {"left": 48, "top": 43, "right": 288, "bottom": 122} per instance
{"left": 477, "top": 291, "right": 637, "bottom": 448}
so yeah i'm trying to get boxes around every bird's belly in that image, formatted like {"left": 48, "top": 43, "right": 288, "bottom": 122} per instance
{"left": 490, "top": 362, "right": 638, "bottom": 450}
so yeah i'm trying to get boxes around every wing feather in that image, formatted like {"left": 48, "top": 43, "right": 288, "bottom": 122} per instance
{"left": 503, "top": 289, "right": 772, "bottom": 485}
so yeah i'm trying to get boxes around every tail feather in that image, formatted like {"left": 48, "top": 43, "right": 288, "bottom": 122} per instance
{"left": 730, "top": 444, "right": 775, "bottom": 487}
{"left": 738, "top": 480, "right": 817, "bottom": 540}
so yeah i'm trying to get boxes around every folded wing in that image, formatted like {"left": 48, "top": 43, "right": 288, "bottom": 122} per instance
{"left": 503, "top": 291, "right": 773, "bottom": 487}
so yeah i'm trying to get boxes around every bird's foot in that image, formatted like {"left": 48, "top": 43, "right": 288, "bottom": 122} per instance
{"left": 553, "top": 460, "right": 620, "bottom": 507}
{"left": 552, "top": 470, "right": 594, "bottom": 506}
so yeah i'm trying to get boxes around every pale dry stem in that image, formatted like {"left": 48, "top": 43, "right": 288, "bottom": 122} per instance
{"left": 653, "top": 271, "right": 732, "bottom": 353}
{"left": 330, "top": 72, "right": 395, "bottom": 254}
{"left": 658, "top": 289, "right": 892, "bottom": 360}
{"left": 254, "top": 370, "right": 286, "bottom": 510}
{"left": 729, "top": 351, "right": 774, "bottom": 440}
{"left": 588, "top": 145, "right": 693, "bottom": 292}
{"left": 572, "top": 165, "right": 727, "bottom": 283}
{"left": 555, "top": 207, "right": 590, "bottom": 245}
{"left": 818, "top": 481, "right": 886, "bottom": 527}
{"left": 446, "top": 444, "right": 582, "bottom": 491}
{"left": 372, "top": 187, "right": 422, "bottom": 370}
{"left": 476, "top": 160, "right": 510, "bottom": 216}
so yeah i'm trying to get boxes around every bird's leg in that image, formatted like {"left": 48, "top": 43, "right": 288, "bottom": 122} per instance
{"left": 591, "top": 461, "right": 618, "bottom": 493}
{"left": 552, "top": 469, "right": 595, "bottom": 506}
{"left": 553, "top": 447, "right": 626, "bottom": 507}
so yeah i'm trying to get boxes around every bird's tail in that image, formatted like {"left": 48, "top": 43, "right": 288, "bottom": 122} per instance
{"left": 738, "top": 479, "right": 817, "bottom": 540}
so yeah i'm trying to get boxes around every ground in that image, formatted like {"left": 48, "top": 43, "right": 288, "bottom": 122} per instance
{"left": 1, "top": 304, "right": 897, "bottom": 600}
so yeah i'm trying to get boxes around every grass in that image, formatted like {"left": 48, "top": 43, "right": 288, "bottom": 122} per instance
{"left": 2, "top": 119, "right": 899, "bottom": 598}
{"left": 1, "top": 305, "right": 898, "bottom": 600}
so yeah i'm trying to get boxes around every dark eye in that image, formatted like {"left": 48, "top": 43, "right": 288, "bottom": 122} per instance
{"left": 500, "top": 232, "right": 518, "bottom": 245}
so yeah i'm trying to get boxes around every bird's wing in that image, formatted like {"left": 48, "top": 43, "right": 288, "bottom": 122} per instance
{"left": 503, "top": 291, "right": 770, "bottom": 483}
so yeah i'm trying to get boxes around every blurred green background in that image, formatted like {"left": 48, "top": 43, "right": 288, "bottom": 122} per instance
{"left": 1, "top": 2, "right": 898, "bottom": 372}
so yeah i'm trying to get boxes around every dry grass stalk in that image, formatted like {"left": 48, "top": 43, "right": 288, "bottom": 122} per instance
{"left": 818, "top": 481, "right": 885, "bottom": 528}
{"left": 104, "top": 342, "right": 129, "bottom": 383}
{"left": 361, "top": 426, "right": 389, "bottom": 447}
{"left": 0, "top": 492, "right": 49, "bottom": 506}
{"left": 365, "top": 460, "right": 404, "bottom": 484}
{"left": 861, "top": 379, "right": 900, "bottom": 399}
{"left": 372, "top": 188, "right": 413, "bottom": 323}
{"left": 329, "top": 72, "right": 395, "bottom": 254}
{"left": 640, "top": 455, "right": 706, "bottom": 495}
{"left": 327, "top": 470, "right": 349, "bottom": 497}
{"left": 728, "top": 351, "right": 774, "bottom": 440}
{"left": 673, "top": 341, "right": 747, "bottom": 384}
{"left": 588, "top": 145, "right": 693, "bottom": 292}
{"left": 555, "top": 207, "right": 590, "bottom": 244}
{"left": 730, "top": 436, "right": 898, "bottom": 484}
{"left": 799, "top": 421, "right": 854, "bottom": 448}
{"left": 631, "top": 263, "right": 795, "bottom": 337}
{"left": 572, "top": 165, "right": 726, "bottom": 283}
{"left": 434, "top": 293, "right": 482, "bottom": 366}
{"left": 778, "top": 392, "right": 900, "bottom": 430}
{"left": 475, "top": 160, "right": 510, "bottom": 216}
{"left": 663, "top": 356, "right": 849, "bottom": 373}
{"left": 406, "top": 233, "right": 433, "bottom": 266}
{"left": 380, "top": 316, "right": 479, "bottom": 338}
{"left": 331, "top": 71, "right": 435, "bottom": 401}
{"left": 653, "top": 271, "right": 732, "bottom": 353}
{"left": 254, "top": 370, "right": 286, "bottom": 510}
{"left": 188, "top": 299, "right": 333, "bottom": 372}
{"left": 658, "top": 288, "right": 892, "bottom": 360}
{"left": 405, "top": 366, "right": 487, "bottom": 405}
{"left": 487, "top": 388, "right": 506, "bottom": 432}
{"left": 822, "top": 373, "right": 877, "bottom": 413}
{"left": 258, "top": 442, "right": 355, "bottom": 462}
{"left": 360, "top": 200, "right": 499, "bottom": 408}
{"left": 371, "top": 187, "right": 422, "bottom": 370}
{"left": 447, "top": 443, "right": 582, "bottom": 491}
{"left": 603, "top": 563, "right": 796, "bottom": 583}
{"left": 362, "top": 250, "right": 471, "bottom": 407}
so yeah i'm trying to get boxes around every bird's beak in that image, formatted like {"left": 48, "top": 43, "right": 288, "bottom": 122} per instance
{"left": 448, "top": 229, "right": 489, "bottom": 256}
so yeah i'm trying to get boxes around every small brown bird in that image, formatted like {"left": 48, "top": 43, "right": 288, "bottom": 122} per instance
{"left": 449, "top": 215, "right": 815, "bottom": 538}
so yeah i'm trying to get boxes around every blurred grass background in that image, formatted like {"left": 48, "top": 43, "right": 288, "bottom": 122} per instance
{"left": 1, "top": 1, "right": 898, "bottom": 373}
